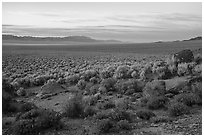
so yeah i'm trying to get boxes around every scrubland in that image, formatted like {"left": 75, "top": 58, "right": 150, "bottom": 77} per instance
{"left": 2, "top": 41, "right": 202, "bottom": 135}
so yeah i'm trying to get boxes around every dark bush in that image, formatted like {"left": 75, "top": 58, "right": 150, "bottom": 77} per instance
{"left": 66, "top": 75, "right": 80, "bottom": 86}
{"left": 100, "top": 78, "right": 116, "bottom": 92}
{"left": 194, "top": 54, "right": 202, "bottom": 64}
{"left": 116, "top": 120, "right": 132, "bottom": 130}
{"left": 174, "top": 93, "right": 201, "bottom": 107}
{"left": 115, "top": 79, "right": 144, "bottom": 95}
{"left": 2, "top": 79, "right": 17, "bottom": 114}
{"left": 94, "top": 109, "right": 132, "bottom": 122}
{"left": 192, "top": 82, "right": 202, "bottom": 99}
{"left": 97, "top": 119, "right": 114, "bottom": 134}
{"left": 147, "top": 96, "right": 168, "bottom": 110}
{"left": 11, "top": 108, "right": 62, "bottom": 135}
{"left": 168, "top": 102, "right": 189, "bottom": 117}
{"left": 83, "top": 106, "right": 96, "bottom": 117}
{"left": 143, "top": 80, "right": 166, "bottom": 98}
{"left": 151, "top": 116, "right": 173, "bottom": 123}
{"left": 76, "top": 80, "right": 87, "bottom": 90}
{"left": 63, "top": 94, "right": 84, "bottom": 118}
{"left": 136, "top": 109, "right": 156, "bottom": 120}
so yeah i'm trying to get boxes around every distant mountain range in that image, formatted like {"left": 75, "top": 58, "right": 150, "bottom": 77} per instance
{"left": 2, "top": 35, "right": 122, "bottom": 43}
{"left": 183, "top": 36, "right": 202, "bottom": 41}
{"left": 155, "top": 36, "right": 202, "bottom": 43}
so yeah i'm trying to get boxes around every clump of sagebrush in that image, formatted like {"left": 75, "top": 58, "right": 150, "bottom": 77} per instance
{"left": 115, "top": 79, "right": 144, "bottom": 95}
{"left": 177, "top": 63, "right": 195, "bottom": 76}
{"left": 147, "top": 96, "right": 169, "bottom": 110}
{"left": 151, "top": 116, "right": 173, "bottom": 124}
{"left": 143, "top": 80, "right": 166, "bottom": 98}
{"left": 96, "top": 100, "right": 116, "bottom": 110}
{"left": 2, "top": 79, "right": 16, "bottom": 113}
{"left": 16, "top": 87, "right": 26, "bottom": 96}
{"left": 99, "top": 78, "right": 116, "bottom": 93}
{"left": 11, "top": 108, "right": 62, "bottom": 135}
{"left": 192, "top": 64, "right": 202, "bottom": 75}
{"left": 152, "top": 61, "right": 172, "bottom": 80}
{"left": 94, "top": 108, "right": 132, "bottom": 122}
{"left": 194, "top": 53, "right": 202, "bottom": 64}
{"left": 100, "top": 66, "right": 115, "bottom": 79}
{"left": 83, "top": 106, "right": 97, "bottom": 117}
{"left": 76, "top": 79, "right": 87, "bottom": 90}
{"left": 140, "top": 64, "right": 153, "bottom": 81}
{"left": 168, "top": 102, "right": 189, "bottom": 117}
{"left": 96, "top": 118, "right": 114, "bottom": 134}
{"left": 82, "top": 69, "right": 98, "bottom": 81}
{"left": 95, "top": 109, "right": 133, "bottom": 134}
{"left": 136, "top": 109, "right": 156, "bottom": 120}
{"left": 66, "top": 74, "right": 80, "bottom": 86}
{"left": 116, "top": 120, "right": 132, "bottom": 130}
{"left": 114, "top": 65, "right": 130, "bottom": 79}
{"left": 191, "top": 82, "right": 202, "bottom": 99}
{"left": 63, "top": 93, "right": 84, "bottom": 118}
{"left": 173, "top": 93, "right": 201, "bottom": 107}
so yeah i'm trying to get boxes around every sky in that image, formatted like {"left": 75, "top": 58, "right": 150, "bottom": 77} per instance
{"left": 2, "top": 2, "right": 202, "bottom": 42}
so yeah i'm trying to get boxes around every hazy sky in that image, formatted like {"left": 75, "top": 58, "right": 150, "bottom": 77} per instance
{"left": 2, "top": 2, "right": 202, "bottom": 42}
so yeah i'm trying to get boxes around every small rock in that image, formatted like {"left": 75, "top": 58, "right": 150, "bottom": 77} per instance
{"left": 54, "top": 102, "right": 60, "bottom": 106}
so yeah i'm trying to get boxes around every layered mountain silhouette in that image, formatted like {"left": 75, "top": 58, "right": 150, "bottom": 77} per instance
{"left": 2, "top": 35, "right": 121, "bottom": 43}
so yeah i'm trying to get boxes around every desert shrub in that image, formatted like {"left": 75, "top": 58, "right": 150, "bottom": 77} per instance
{"left": 82, "top": 95, "right": 98, "bottom": 106}
{"left": 168, "top": 64, "right": 178, "bottom": 76}
{"left": 83, "top": 70, "right": 98, "bottom": 81}
{"left": 115, "top": 79, "right": 144, "bottom": 95}
{"left": 89, "top": 85, "right": 100, "bottom": 95}
{"left": 152, "top": 61, "right": 172, "bottom": 79}
{"left": 2, "top": 91, "right": 13, "bottom": 113}
{"left": 11, "top": 108, "right": 62, "bottom": 135}
{"left": 97, "top": 100, "right": 116, "bottom": 110}
{"left": 33, "top": 75, "right": 51, "bottom": 86}
{"left": 147, "top": 96, "right": 168, "bottom": 110}
{"left": 174, "top": 93, "right": 201, "bottom": 106}
{"left": 143, "top": 80, "right": 166, "bottom": 98}
{"left": 138, "top": 97, "right": 149, "bottom": 107}
{"left": 12, "top": 102, "right": 38, "bottom": 116}
{"left": 56, "top": 77, "right": 66, "bottom": 84}
{"left": 116, "top": 120, "right": 132, "bottom": 130}
{"left": 194, "top": 54, "right": 202, "bottom": 64}
{"left": 136, "top": 109, "right": 155, "bottom": 120}
{"left": 90, "top": 77, "right": 99, "bottom": 84}
{"left": 151, "top": 116, "right": 173, "bottom": 123}
{"left": 63, "top": 94, "right": 84, "bottom": 118}
{"left": 192, "top": 64, "right": 202, "bottom": 75}
{"left": 83, "top": 106, "right": 97, "bottom": 117}
{"left": 192, "top": 82, "right": 202, "bottom": 99}
{"left": 94, "top": 109, "right": 132, "bottom": 122}
{"left": 114, "top": 65, "right": 130, "bottom": 79}
{"left": 140, "top": 64, "right": 153, "bottom": 81}
{"left": 76, "top": 79, "right": 87, "bottom": 90}
{"left": 114, "top": 98, "right": 130, "bottom": 110}
{"left": 66, "top": 74, "right": 80, "bottom": 86}
{"left": 97, "top": 118, "right": 114, "bottom": 134}
{"left": 100, "top": 66, "right": 115, "bottom": 79}
{"left": 100, "top": 78, "right": 116, "bottom": 93}
{"left": 131, "top": 71, "right": 140, "bottom": 79}
{"left": 2, "top": 79, "right": 15, "bottom": 113}
{"left": 168, "top": 102, "right": 189, "bottom": 117}
{"left": 16, "top": 87, "right": 26, "bottom": 96}
{"left": 177, "top": 63, "right": 195, "bottom": 76}
{"left": 2, "top": 78, "right": 15, "bottom": 96}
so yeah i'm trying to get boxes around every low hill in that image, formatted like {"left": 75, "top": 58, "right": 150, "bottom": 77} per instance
{"left": 2, "top": 35, "right": 122, "bottom": 45}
